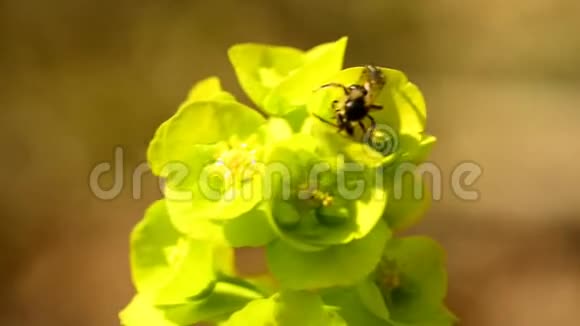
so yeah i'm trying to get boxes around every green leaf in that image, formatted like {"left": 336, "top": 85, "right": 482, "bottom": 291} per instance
{"left": 383, "top": 181, "right": 431, "bottom": 233}
{"left": 263, "top": 37, "right": 348, "bottom": 115}
{"left": 163, "top": 193, "right": 226, "bottom": 240}
{"left": 157, "top": 145, "right": 226, "bottom": 235}
{"left": 120, "top": 295, "right": 180, "bottom": 326}
{"left": 130, "top": 200, "right": 246, "bottom": 305}
{"left": 121, "top": 282, "right": 263, "bottom": 326}
{"left": 152, "top": 238, "right": 217, "bottom": 305}
{"left": 378, "top": 237, "right": 456, "bottom": 326}
{"left": 381, "top": 134, "right": 436, "bottom": 231}
{"left": 356, "top": 280, "right": 391, "bottom": 321}
{"left": 229, "top": 37, "right": 347, "bottom": 114}
{"left": 130, "top": 200, "right": 182, "bottom": 293}
{"left": 147, "top": 100, "right": 264, "bottom": 176}
{"left": 382, "top": 171, "right": 430, "bottom": 232}
{"left": 228, "top": 44, "right": 304, "bottom": 108}
{"left": 130, "top": 201, "right": 216, "bottom": 304}
{"left": 253, "top": 117, "right": 296, "bottom": 145}
{"left": 186, "top": 76, "right": 236, "bottom": 103}
{"left": 223, "top": 203, "right": 277, "bottom": 247}
{"left": 222, "top": 291, "right": 347, "bottom": 326}
{"left": 165, "top": 282, "right": 265, "bottom": 324}
{"left": 267, "top": 220, "right": 391, "bottom": 290}
{"left": 388, "top": 306, "right": 457, "bottom": 326}
{"left": 375, "top": 132, "right": 435, "bottom": 231}
{"left": 396, "top": 134, "right": 436, "bottom": 164}
{"left": 322, "top": 285, "right": 390, "bottom": 326}
{"left": 282, "top": 106, "right": 309, "bottom": 132}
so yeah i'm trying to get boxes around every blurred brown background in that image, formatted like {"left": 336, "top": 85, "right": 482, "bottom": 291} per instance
{"left": 1, "top": 0, "right": 579, "bottom": 325}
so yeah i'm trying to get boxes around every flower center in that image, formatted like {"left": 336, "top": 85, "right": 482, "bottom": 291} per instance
{"left": 376, "top": 259, "right": 401, "bottom": 291}
{"left": 298, "top": 183, "right": 334, "bottom": 207}
{"left": 206, "top": 138, "right": 261, "bottom": 196}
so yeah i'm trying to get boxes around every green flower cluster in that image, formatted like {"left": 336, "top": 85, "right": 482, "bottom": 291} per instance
{"left": 120, "top": 37, "right": 456, "bottom": 325}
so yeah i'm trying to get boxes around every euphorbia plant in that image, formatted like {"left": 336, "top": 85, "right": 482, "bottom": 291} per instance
{"left": 120, "top": 37, "right": 456, "bottom": 325}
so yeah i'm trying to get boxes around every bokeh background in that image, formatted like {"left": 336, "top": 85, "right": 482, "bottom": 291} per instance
{"left": 1, "top": 0, "right": 579, "bottom": 325}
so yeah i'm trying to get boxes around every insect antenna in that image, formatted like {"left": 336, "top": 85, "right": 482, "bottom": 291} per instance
{"left": 316, "top": 83, "right": 349, "bottom": 95}
{"left": 312, "top": 113, "right": 338, "bottom": 127}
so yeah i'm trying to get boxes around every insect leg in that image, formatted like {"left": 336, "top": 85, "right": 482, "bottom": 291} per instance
{"left": 357, "top": 115, "right": 375, "bottom": 141}
{"left": 345, "top": 123, "right": 354, "bottom": 136}
{"left": 312, "top": 113, "right": 339, "bottom": 127}
{"left": 336, "top": 113, "right": 351, "bottom": 134}
{"left": 369, "top": 104, "right": 383, "bottom": 111}
{"left": 318, "top": 83, "right": 349, "bottom": 95}
{"left": 358, "top": 121, "right": 366, "bottom": 133}
{"left": 367, "top": 115, "right": 376, "bottom": 129}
